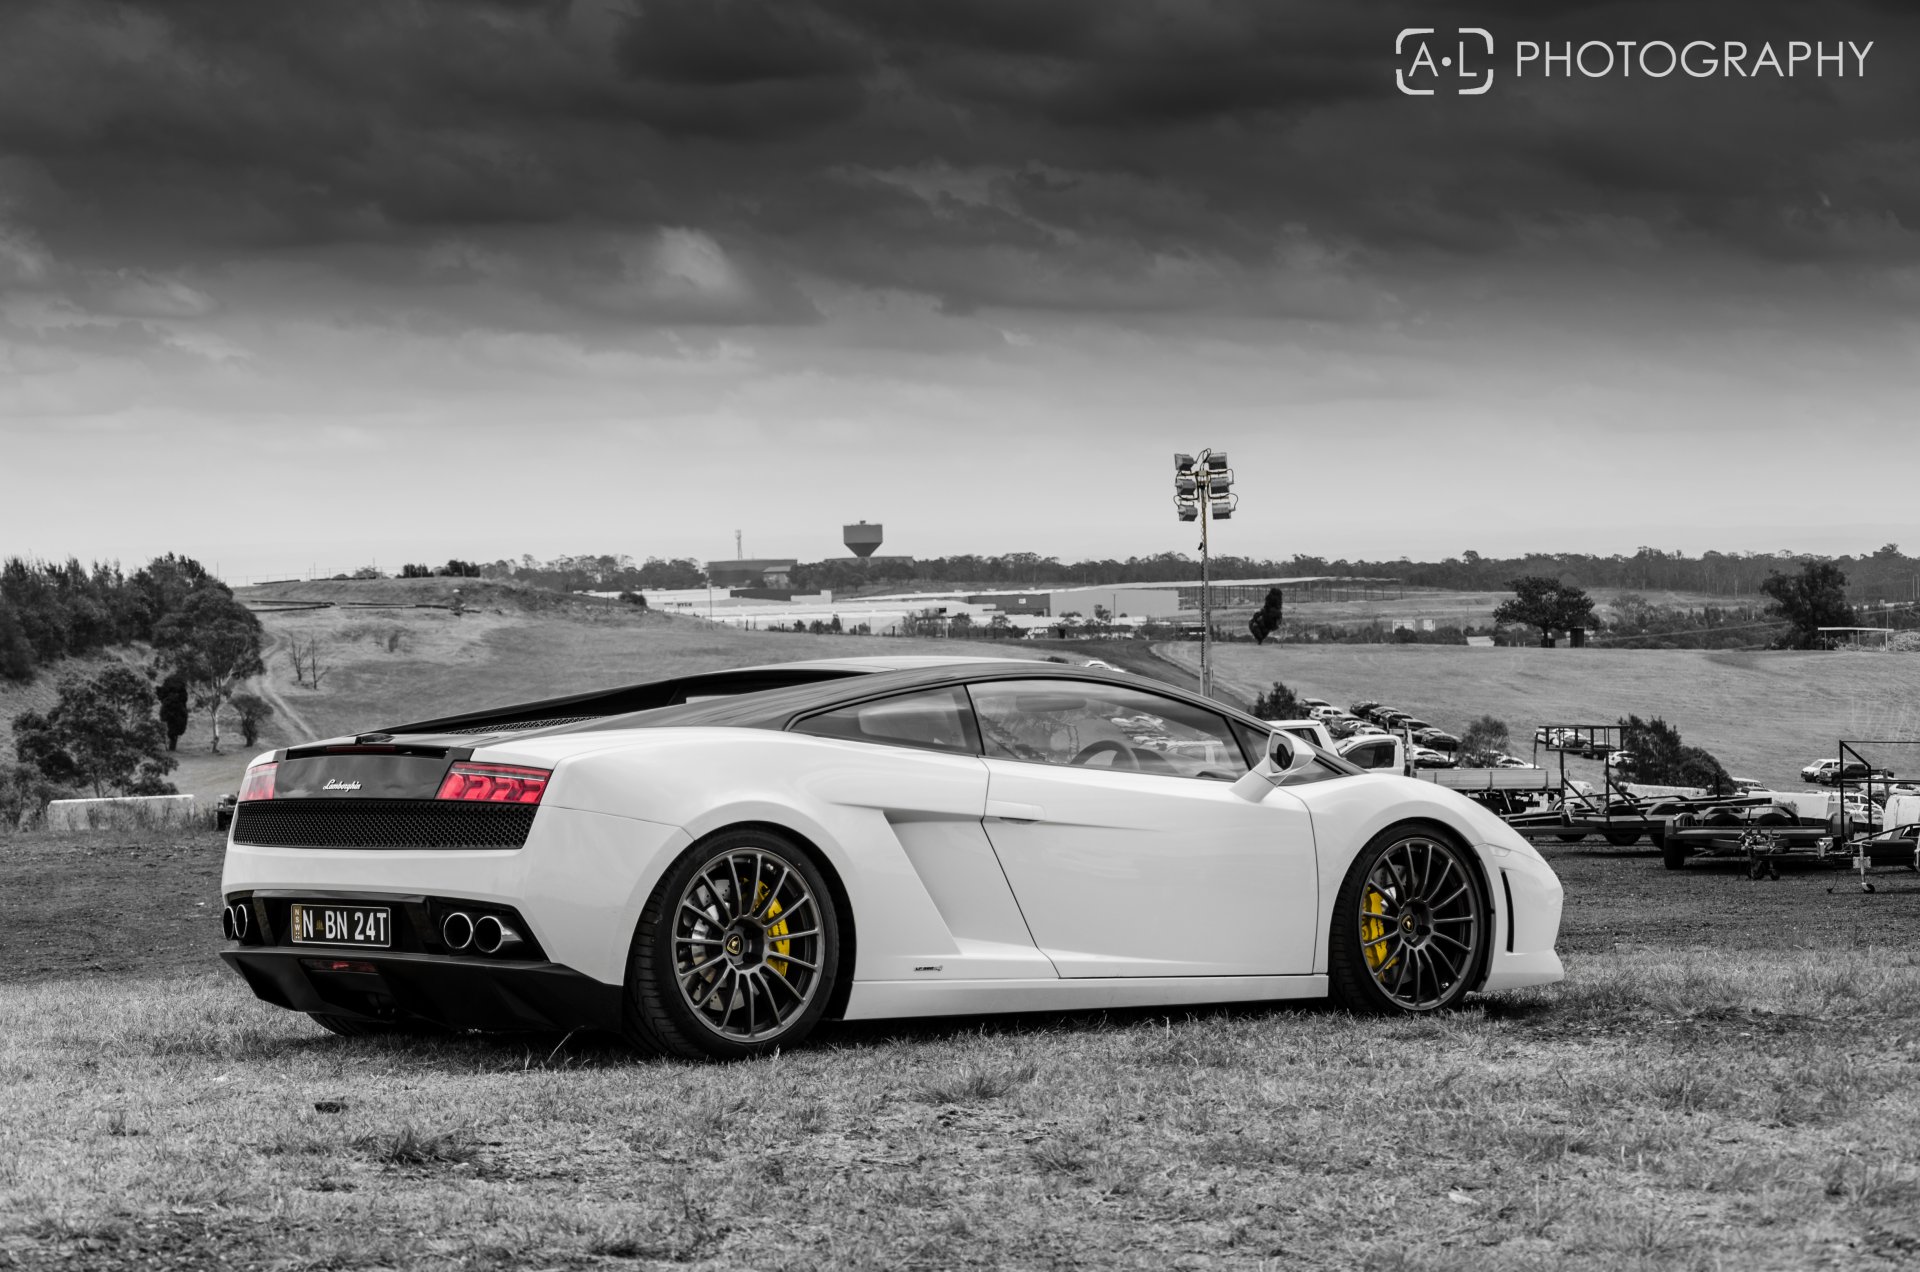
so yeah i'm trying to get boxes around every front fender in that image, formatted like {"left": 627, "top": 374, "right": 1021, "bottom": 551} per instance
{"left": 1290, "top": 774, "right": 1563, "bottom": 984}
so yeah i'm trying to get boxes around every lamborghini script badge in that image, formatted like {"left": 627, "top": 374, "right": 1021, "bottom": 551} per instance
{"left": 322, "top": 779, "right": 363, "bottom": 792}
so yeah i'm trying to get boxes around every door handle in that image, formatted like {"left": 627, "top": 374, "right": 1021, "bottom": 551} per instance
{"left": 986, "top": 799, "right": 1044, "bottom": 823}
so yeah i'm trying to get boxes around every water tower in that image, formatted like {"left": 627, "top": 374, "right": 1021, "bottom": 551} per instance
{"left": 843, "top": 521, "right": 883, "bottom": 558}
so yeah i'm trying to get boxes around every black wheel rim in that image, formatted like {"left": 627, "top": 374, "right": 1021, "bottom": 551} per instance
{"left": 673, "top": 849, "right": 824, "bottom": 1043}
{"left": 1357, "top": 837, "right": 1483, "bottom": 1011}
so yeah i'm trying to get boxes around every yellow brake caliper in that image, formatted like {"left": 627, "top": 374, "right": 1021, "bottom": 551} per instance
{"left": 1361, "top": 888, "right": 1396, "bottom": 974}
{"left": 755, "top": 882, "right": 791, "bottom": 976}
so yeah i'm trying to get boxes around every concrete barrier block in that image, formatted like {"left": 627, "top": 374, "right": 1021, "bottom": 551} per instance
{"left": 45, "top": 795, "right": 202, "bottom": 833}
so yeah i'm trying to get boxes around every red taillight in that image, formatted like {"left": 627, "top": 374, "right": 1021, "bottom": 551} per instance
{"left": 238, "top": 762, "right": 277, "bottom": 802}
{"left": 436, "top": 762, "right": 549, "bottom": 805}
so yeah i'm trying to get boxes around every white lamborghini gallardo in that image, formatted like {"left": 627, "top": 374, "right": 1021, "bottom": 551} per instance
{"left": 220, "top": 656, "right": 1564, "bottom": 1059}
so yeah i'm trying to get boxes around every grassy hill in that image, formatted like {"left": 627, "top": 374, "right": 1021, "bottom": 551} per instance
{"left": 155, "top": 583, "right": 1022, "bottom": 799}
{"left": 1157, "top": 642, "right": 1920, "bottom": 789}
{"left": 6, "top": 577, "right": 1046, "bottom": 805}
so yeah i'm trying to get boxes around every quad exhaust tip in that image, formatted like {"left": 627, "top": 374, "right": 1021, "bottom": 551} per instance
{"left": 441, "top": 911, "right": 475, "bottom": 952}
{"left": 472, "top": 915, "right": 523, "bottom": 956}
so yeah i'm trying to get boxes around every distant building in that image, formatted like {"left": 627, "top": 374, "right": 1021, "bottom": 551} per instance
{"left": 707, "top": 558, "right": 797, "bottom": 590}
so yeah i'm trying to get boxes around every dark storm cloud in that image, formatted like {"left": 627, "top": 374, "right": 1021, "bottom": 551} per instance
{"left": 0, "top": 0, "right": 1915, "bottom": 326}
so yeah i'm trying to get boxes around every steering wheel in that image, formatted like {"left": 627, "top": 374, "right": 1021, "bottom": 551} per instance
{"left": 1068, "top": 739, "right": 1139, "bottom": 770}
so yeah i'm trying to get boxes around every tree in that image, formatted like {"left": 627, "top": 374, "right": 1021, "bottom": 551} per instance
{"left": 12, "top": 666, "right": 177, "bottom": 797}
{"left": 1760, "top": 561, "right": 1853, "bottom": 650}
{"left": 1492, "top": 576, "right": 1597, "bottom": 647}
{"left": 1247, "top": 587, "right": 1285, "bottom": 644}
{"left": 230, "top": 692, "right": 273, "bottom": 747}
{"left": 289, "top": 636, "right": 329, "bottom": 689}
{"left": 1459, "top": 715, "right": 1510, "bottom": 764}
{"left": 156, "top": 673, "right": 190, "bottom": 750}
{"left": 400, "top": 563, "right": 433, "bottom": 578}
{"left": 1618, "top": 715, "right": 1730, "bottom": 795}
{"left": 153, "top": 590, "right": 265, "bottom": 754}
{"left": 0, "top": 600, "right": 33, "bottom": 681}
{"left": 0, "top": 761, "right": 75, "bottom": 829}
{"left": 1251, "top": 681, "right": 1306, "bottom": 720}
{"left": 127, "top": 553, "right": 221, "bottom": 640}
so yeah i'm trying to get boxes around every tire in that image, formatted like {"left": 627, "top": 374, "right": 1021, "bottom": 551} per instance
{"left": 625, "top": 828, "right": 841, "bottom": 1061}
{"left": 1662, "top": 838, "right": 1690, "bottom": 871}
{"left": 1604, "top": 829, "right": 1642, "bottom": 847}
{"left": 1556, "top": 831, "right": 1585, "bottom": 843}
{"left": 1328, "top": 824, "right": 1489, "bottom": 1015}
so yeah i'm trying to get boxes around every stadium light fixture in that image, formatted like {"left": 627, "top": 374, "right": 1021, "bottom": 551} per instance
{"left": 1173, "top": 449, "right": 1239, "bottom": 698}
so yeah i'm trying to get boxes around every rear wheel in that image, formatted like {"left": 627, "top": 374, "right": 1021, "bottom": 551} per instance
{"left": 1661, "top": 838, "right": 1690, "bottom": 871}
{"left": 626, "top": 829, "right": 840, "bottom": 1061}
{"left": 1328, "top": 825, "right": 1489, "bottom": 1015}
{"left": 1604, "top": 829, "right": 1642, "bottom": 847}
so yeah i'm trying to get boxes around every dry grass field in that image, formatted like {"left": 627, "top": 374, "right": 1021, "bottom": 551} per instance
{"left": 4, "top": 830, "right": 1920, "bottom": 1269}
{"left": 1157, "top": 643, "right": 1920, "bottom": 790}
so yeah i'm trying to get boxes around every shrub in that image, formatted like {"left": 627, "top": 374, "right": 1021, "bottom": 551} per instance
{"left": 1252, "top": 681, "right": 1305, "bottom": 720}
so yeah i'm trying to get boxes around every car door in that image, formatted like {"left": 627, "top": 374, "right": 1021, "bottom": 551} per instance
{"left": 789, "top": 685, "right": 1052, "bottom": 981}
{"left": 967, "top": 678, "right": 1320, "bottom": 978}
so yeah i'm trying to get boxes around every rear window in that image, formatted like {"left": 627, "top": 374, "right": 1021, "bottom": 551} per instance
{"left": 791, "top": 687, "right": 981, "bottom": 756}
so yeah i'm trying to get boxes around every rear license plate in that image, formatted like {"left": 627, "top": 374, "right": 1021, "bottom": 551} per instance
{"left": 289, "top": 904, "right": 391, "bottom": 948}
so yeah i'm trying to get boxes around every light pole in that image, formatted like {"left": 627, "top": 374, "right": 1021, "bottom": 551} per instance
{"left": 1173, "top": 450, "right": 1236, "bottom": 698}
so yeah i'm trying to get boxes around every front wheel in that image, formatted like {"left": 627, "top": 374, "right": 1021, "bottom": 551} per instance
{"left": 625, "top": 829, "right": 840, "bottom": 1061}
{"left": 1328, "top": 826, "right": 1489, "bottom": 1014}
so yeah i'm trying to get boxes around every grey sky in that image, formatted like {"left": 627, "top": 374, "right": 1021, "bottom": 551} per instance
{"left": 1, "top": 1, "right": 1916, "bottom": 580}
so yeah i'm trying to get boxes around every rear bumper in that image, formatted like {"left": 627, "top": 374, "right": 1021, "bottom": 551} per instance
{"left": 220, "top": 948, "right": 625, "bottom": 1033}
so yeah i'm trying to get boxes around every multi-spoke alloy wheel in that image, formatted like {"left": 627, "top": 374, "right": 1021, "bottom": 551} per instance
{"left": 1329, "top": 826, "right": 1487, "bottom": 1014}
{"left": 627, "top": 830, "right": 839, "bottom": 1060}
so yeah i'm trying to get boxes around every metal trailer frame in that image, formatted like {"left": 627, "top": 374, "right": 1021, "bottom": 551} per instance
{"left": 1833, "top": 740, "right": 1920, "bottom": 892}
{"left": 1662, "top": 797, "right": 1837, "bottom": 878}
{"left": 1663, "top": 740, "right": 1920, "bottom": 887}
{"left": 1508, "top": 724, "right": 1667, "bottom": 845}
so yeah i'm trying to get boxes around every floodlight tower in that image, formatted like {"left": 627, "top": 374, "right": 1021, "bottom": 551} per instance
{"left": 1173, "top": 450, "right": 1236, "bottom": 698}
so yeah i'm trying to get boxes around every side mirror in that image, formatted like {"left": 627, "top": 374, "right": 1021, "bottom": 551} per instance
{"left": 1231, "top": 730, "right": 1316, "bottom": 802}
{"left": 1266, "top": 731, "right": 1319, "bottom": 777}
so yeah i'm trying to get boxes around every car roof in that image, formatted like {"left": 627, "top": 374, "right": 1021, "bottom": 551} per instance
{"left": 574, "top": 661, "right": 1275, "bottom": 737}
{"left": 383, "top": 653, "right": 1058, "bottom": 735}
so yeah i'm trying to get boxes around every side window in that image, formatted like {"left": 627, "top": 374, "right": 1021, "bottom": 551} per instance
{"left": 967, "top": 680, "right": 1249, "bottom": 781}
{"left": 1346, "top": 740, "right": 1397, "bottom": 771}
{"left": 791, "top": 687, "right": 980, "bottom": 756}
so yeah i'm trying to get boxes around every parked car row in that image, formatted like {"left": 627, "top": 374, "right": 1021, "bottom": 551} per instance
{"left": 1337, "top": 699, "right": 1463, "bottom": 766}
{"left": 1799, "top": 757, "right": 1899, "bottom": 786}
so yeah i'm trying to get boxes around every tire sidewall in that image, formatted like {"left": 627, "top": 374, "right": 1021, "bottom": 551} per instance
{"left": 630, "top": 829, "right": 841, "bottom": 1061}
{"left": 1329, "top": 822, "right": 1492, "bottom": 1014}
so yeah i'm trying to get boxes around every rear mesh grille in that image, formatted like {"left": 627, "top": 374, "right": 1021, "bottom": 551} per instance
{"left": 231, "top": 800, "right": 536, "bottom": 850}
{"left": 443, "top": 716, "right": 599, "bottom": 734}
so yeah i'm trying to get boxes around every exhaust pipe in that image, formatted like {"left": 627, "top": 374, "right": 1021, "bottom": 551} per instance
{"left": 227, "top": 902, "right": 250, "bottom": 941}
{"left": 222, "top": 905, "right": 237, "bottom": 941}
{"left": 441, "top": 911, "right": 475, "bottom": 952}
{"left": 472, "top": 915, "right": 523, "bottom": 957}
